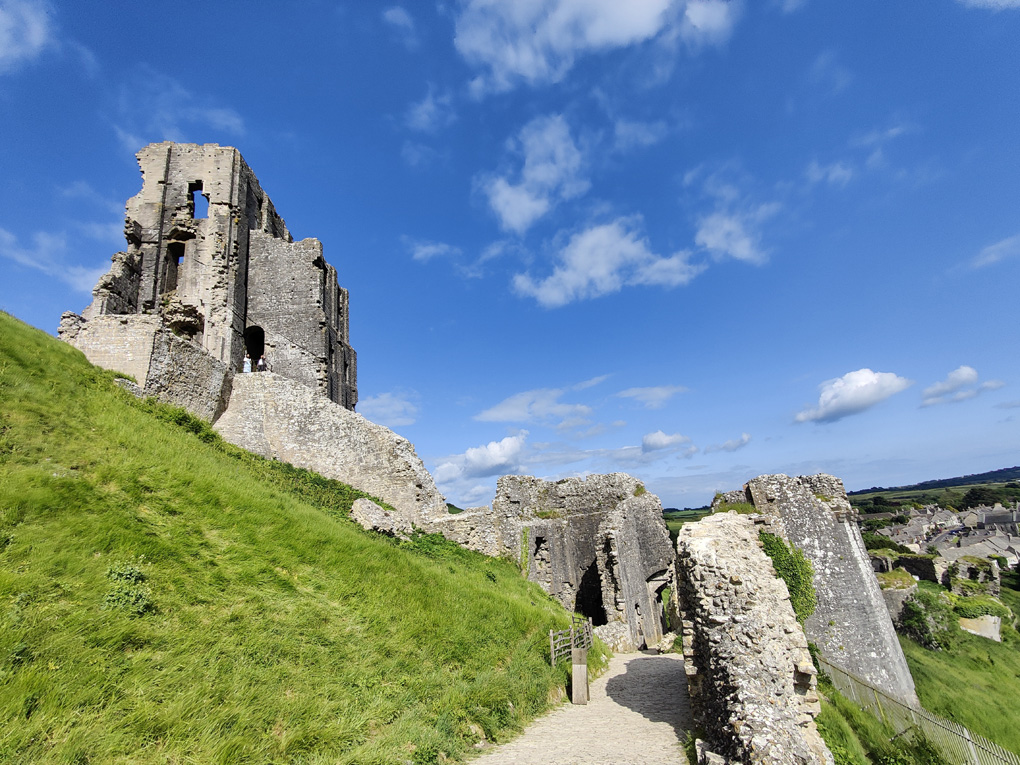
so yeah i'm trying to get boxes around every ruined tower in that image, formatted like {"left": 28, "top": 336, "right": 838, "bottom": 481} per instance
{"left": 61, "top": 142, "right": 357, "bottom": 415}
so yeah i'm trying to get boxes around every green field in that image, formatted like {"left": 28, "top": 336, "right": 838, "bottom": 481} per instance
{"left": 0, "top": 312, "right": 596, "bottom": 764}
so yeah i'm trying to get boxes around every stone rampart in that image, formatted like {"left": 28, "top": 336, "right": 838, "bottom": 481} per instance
{"left": 676, "top": 512, "right": 831, "bottom": 765}
{"left": 742, "top": 474, "right": 918, "bottom": 707}
{"left": 213, "top": 372, "right": 446, "bottom": 524}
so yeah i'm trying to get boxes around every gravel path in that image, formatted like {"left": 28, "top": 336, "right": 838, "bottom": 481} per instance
{"left": 472, "top": 652, "right": 692, "bottom": 765}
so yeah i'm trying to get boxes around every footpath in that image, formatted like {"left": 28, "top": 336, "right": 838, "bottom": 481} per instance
{"left": 472, "top": 651, "right": 692, "bottom": 765}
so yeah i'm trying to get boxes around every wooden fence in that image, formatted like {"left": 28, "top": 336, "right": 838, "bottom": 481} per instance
{"left": 817, "top": 656, "right": 1020, "bottom": 765}
{"left": 549, "top": 614, "right": 593, "bottom": 667}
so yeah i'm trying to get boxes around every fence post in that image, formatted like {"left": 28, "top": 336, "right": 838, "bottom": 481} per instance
{"left": 962, "top": 726, "right": 981, "bottom": 765}
{"left": 571, "top": 647, "right": 589, "bottom": 705}
{"left": 550, "top": 629, "right": 555, "bottom": 667}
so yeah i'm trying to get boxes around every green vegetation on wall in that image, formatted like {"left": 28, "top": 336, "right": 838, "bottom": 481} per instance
{"left": 758, "top": 531, "right": 816, "bottom": 623}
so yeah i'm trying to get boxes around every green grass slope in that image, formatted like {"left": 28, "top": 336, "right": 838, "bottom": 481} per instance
{"left": 0, "top": 312, "right": 580, "bottom": 764}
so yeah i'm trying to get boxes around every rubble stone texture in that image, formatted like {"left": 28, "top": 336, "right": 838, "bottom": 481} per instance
{"left": 213, "top": 373, "right": 447, "bottom": 525}
{"left": 742, "top": 474, "right": 919, "bottom": 707}
{"left": 676, "top": 512, "right": 831, "bottom": 765}
{"left": 350, "top": 498, "right": 414, "bottom": 541}
{"left": 60, "top": 142, "right": 356, "bottom": 413}
{"left": 432, "top": 474, "right": 677, "bottom": 650}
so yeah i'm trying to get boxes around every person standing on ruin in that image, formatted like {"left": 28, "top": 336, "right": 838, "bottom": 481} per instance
{"left": 243, "top": 354, "right": 252, "bottom": 373}
{"left": 257, "top": 354, "right": 267, "bottom": 373}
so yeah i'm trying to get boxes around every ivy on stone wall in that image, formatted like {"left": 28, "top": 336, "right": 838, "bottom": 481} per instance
{"left": 758, "top": 531, "right": 817, "bottom": 623}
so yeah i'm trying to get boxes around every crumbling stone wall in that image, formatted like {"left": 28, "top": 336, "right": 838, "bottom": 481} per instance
{"left": 741, "top": 474, "right": 918, "bottom": 707}
{"left": 213, "top": 372, "right": 445, "bottom": 525}
{"left": 430, "top": 474, "right": 676, "bottom": 650}
{"left": 61, "top": 142, "right": 356, "bottom": 416}
{"left": 676, "top": 512, "right": 831, "bottom": 765}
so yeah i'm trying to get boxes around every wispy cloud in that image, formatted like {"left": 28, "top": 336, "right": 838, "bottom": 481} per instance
{"left": 0, "top": 0, "right": 54, "bottom": 75}
{"left": 613, "top": 118, "right": 668, "bottom": 151}
{"left": 970, "top": 234, "right": 1020, "bottom": 269}
{"left": 805, "top": 160, "right": 854, "bottom": 187}
{"left": 406, "top": 85, "right": 455, "bottom": 132}
{"left": 808, "top": 51, "right": 852, "bottom": 95}
{"left": 617, "top": 384, "right": 688, "bottom": 409}
{"left": 687, "top": 165, "right": 779, "bottom": 265}
{"left": 796, "top": 368, "right": 912, "bottom": 423}
{"left": 382, "top": 6, "right": 418, "bottom": 49}
{"left": 480, "top": 114, "right": 589, "bottom": 235}
{"left": 921, "top": 366, "right": 1004, "bottom": 406}
{"left": 513, "top": 217, "right": 706, "bottom": 307}
{"left": 113, "top": 65, "right": 244, "bottom": 152}
{"left": 0, "top": 227, "right": 105, "bottom": 293}
{"left": 358, "top": 390, "right": 420, "bottom": 428}
{"left": 954, "top": 0, "right": 1020, "bottom": 8}
{"left": 403, "top": 236, "right": 461, "bottom": 263}
{"left": 475, "top": 387, "right": 593, "bottom": 427}
{"left": 704, "top": 432, "right": 751, "bottom": 453}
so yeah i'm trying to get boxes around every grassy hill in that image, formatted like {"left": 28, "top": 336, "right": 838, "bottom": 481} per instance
{"left": 0, "top": 312, "right": 585, "bottom": 764}
{"left": 849, "top": 468, "right": 1020, "bottom": 512}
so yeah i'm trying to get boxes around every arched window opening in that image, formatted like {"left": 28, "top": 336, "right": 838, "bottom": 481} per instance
{"left": 189, "top": 181, "right": 209, "bottom": 219}
{"left": 244, "top": 326, "right": 265, "bottom": 368}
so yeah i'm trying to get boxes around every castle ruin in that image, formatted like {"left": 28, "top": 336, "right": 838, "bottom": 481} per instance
{"left": 60, "top": 142, "right": 356, "bottom": 417}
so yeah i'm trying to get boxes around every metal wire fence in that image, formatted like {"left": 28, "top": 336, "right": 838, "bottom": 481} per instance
{"left": 817, "top": 656, "right": 1020, "bottom": 765}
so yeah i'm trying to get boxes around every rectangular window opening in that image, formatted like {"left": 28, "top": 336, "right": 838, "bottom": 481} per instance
{"left": 189, "top": 181, "right": 209, "bottom": 219}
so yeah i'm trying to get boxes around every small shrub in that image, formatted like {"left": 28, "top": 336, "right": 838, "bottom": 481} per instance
{"left": 716, "top": 502, "right": 757, "bottom": 515}
{"left": 103, "top": 560, "right": 154, "bottom": 616}
{"left": 759, "top": 531, "right": 817, "bottom": 623}
{"left": 952, "top": 595, "right": 1011, "bottom": 620}
{"left": 898, "top": 589, "right": 955, "bottom": 650}
{"left": 862, "top": 532, "right": 913, "bottom": 554}
{"left": 634, "top": 484, "right": 647, "bottom": 497}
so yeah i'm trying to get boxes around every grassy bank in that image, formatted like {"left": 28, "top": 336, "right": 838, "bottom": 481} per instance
{"left": 0, "top": 312, "right": 587, "bottom": 763}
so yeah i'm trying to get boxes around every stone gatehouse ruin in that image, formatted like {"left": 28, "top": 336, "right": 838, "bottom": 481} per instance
{"left": 60, "top": 142, "right": 357, "bottom": 418}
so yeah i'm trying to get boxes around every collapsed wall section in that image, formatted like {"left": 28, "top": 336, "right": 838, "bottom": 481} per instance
{"left": 743, "top": 474, "right": 918, "bottom": 707}
{"left": 429, "top": 474, "right": 677, "bottom": 650}
{"left": 676, "top": 512, "right": 831, "bottom": 765}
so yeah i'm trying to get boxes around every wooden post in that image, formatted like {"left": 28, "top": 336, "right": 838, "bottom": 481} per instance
{"left": 571, "top": 647, "right": 588, "bottom": 705}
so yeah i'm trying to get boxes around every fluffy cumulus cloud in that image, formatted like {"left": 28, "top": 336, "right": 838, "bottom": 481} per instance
{"left": 433, "top": 431, "right": 529, "bottom": 483}
{"left": 0, "top": 0, "right": 53, "bottom": 74}
{"left": 704, "top": 432, "right": 751, "bottom": 453}
{"left": 481, "top": 114, "right": 589, "bottom": 235}
{"left": 679, "top": 0, "right": 740, "bottom": 46}
{"left": 921, "top": 366, "right": 1004, "bottom": 407}
{"left": 357, "top": 391, "right": 420, "bottom": 428}
{"left": 795, "top": 368, "right": 912, "bottom": 424}
{"left": 617, "top": 385, "right": 688, "bottom": 409}
{"left": 475, "top": 387, "right": 592, "bottom": 427}
{"left": 641, "top": 430, "right": 691, "bottom": 452}
{"left": 455, "top": 0, "right": 680, "bottom": 93}
{"left": 970, "top": 233, "right": 1020, "bottom": 269}
{"left": 513, "top": 217, "right": 706, "bottom": 307}
{"left": 0, "top": 227, "right": 106, "bottom": 292}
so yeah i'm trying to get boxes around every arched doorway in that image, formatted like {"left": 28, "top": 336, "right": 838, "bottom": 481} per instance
{"left": 243, "top": 326, "right": 265, "bottom": 368}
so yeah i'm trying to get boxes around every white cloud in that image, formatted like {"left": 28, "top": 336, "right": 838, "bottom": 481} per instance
{"left": 694, "top": 209, "right": 771, "bottom": 264}
{"left": 955, "top": 0, "right": 1020, "bottom": 8}
{"left": 642, "top": 430, "right": 691, "bottom": 452}
{"left": 0, "top": 0, "right": 53, "bottom": 74}
{"left": 0, "top": 227, "right": 105, "bottom": 293}
{"left": 476, "top": 388, "right": 592, "bottom": 426}
{"left": 404, "top": 237, "right": 461, "bottom": 262}
{"left": 795, "top": 368, "right": 912, "bottom": 423}
{"left": 970, "top": 234, "right": 1020, "bottom": 269}
{"left": 808, "top": 51, "right": 852, "bottom": 95}
{"left": 113, "top": 66, "right": 244, "bottom": 152}
{"left": 454, "top": 0, "right": 682, "bottom": 93}
{"left": 481, "top": 114, "right": 589, "bottom": 235}
{"left": 358, "top": 391, "right": 420, "bottom": 428}
{"left": 513, "top": 217, "right": 706, "bottom": 307}
{"left": 401, "top": 141, "right": 439, "bottom": 168}
{"left": 806, "top": 160, "right": 854, "bottom": 187}
{"left": 687, "top": 167, "right": 778, "bottom": 265}
{"left": 406, "top": 86, "right": 455, "bottom": 132}
{"left": 680, "top": 0, "right": 740, "bottom": 46}
{"left": 921, "top": 366, "right": 1005, "bottom": 406}
{"left": 617, "top": 385, "right": 688, "bottom": 409}
{"left": 613, "top": 118, "right": 669, "bottom": 151}
{"left": 434, "top": 431, "right": 529, "bottom": 484}
{"left": 382, "top": 6, "right": 418, "bottom": 48}
{"left": 704, "top": 432, "right": 751, "bottom": 453}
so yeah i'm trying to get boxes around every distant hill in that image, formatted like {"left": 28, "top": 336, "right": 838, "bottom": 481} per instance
{"left": 849, "top": 467, "right": 1020, "bottom": 496}
{"left": 0, "top": 312, "right": 576, "bottom": 763}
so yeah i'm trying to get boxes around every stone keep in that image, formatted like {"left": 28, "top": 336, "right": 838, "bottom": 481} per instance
{"left": 60, "top": 142, "right": 357, "bottom": 417}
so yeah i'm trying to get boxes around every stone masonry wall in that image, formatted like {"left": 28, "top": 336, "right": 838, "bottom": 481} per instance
{"left": 743, "top": 474, "right": 918, "bottom": 707}
{"left": 676, "top": 512, "right": 831, "bottom": 765}
{"left": 213, "top": 372, "right": 446, "bottom": 524}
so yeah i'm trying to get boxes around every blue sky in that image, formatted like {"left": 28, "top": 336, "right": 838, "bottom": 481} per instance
{"left": 1, "top": 0, "right": 1018, "bottom": 509}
